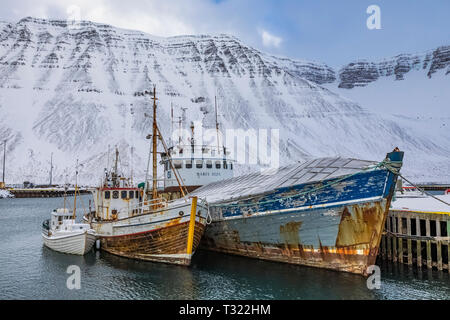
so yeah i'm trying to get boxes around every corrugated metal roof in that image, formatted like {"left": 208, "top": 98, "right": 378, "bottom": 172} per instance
{"left": 191, "top": 157, "right": 378, "bottom": 203}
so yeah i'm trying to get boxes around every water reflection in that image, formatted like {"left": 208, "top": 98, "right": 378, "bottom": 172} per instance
{"left": 0, "top": 196, "right": 449, "bottom": 300}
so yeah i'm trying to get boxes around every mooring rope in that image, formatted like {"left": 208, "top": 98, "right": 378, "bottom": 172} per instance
{"left": 395, "top": 173, "right": 450, "bottom": 208}
{"left": 208, "top": 158, "right": 402, "bottom": 209}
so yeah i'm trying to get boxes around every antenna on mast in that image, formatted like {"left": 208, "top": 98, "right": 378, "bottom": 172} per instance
{"left": 49, "top": 152, "right": 53, "bottom": 186}
{"left": 170, "top": 102, "right": 174, "bottom": 146}
{"left": 73, "top": 159, "right": 79, "bottom": 219}
{"left": 113, "top": 146, "right": 119, "bottom": 187}
{"left": 215, "top": 95, "right": 220, "bottom": 155}
{"left": 151, "top": 86, "right": 158, "bottom": 202}
{"left": 2, "top": 140, "right": 6, "bottom": 186}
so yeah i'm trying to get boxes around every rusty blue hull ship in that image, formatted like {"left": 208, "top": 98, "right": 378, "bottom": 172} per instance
{"left": 192, "top": 150, "right": 404, "bottom": 276}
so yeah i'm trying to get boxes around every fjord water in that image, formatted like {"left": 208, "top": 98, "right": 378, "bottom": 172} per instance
{"left": 0, "top": 196, "right": 448, "bottom": 300}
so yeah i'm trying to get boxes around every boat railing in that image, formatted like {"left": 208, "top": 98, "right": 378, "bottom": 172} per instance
{"left": 117, "top": 198, "right": 169, "bottom": 216}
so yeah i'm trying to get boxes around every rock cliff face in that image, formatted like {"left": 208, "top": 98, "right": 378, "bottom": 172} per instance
{"left": 338, "top": 46, "right": 450, "bottom": 88}
{"left": 0, "top": 17, "right": 448, "bottom": 184}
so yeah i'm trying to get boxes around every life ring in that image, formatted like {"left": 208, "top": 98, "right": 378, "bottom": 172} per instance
{"left": 445, "top": 189, "right": 450, "bottom": 195}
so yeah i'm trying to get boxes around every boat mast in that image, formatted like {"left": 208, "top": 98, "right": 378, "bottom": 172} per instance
{"left": 114, "top": 147, "right": 119, "bottom": 187}
{"left": 130, "top": 146, "right": 134, "bottom": 186}
{"left": 170, "top": 102, "right": 173, "bottom": 146}
{"left": 151, "top": 87, "right": 158, "bottom": 201}
{"left": 215, "top": 96, "right": 220, "bottom": 155}
{"left": 2, "top": 140, "right": 5, "bottom": 185}
{"left": 73, "top": 159, "right": 78, "bottom": 219}
{"left": 49, "top": 152, "right": 53, "bottom": 186}
{"left": 63, "top": 174, "right": 67, "bottom": 212}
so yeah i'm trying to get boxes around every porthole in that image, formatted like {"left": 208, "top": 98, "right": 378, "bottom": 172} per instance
{"left": 179, "top": 211, "right": 184, "bottom": 216}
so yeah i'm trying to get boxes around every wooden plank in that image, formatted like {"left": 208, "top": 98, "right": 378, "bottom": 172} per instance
{"left": 416, "top": 217, "right": 422, "bottom": 268}
{"left": 407, "top": 218, "right": 412, "bottom": 265}
{"left": 417, "top": 240, "right": 422, "bottom": 268}
{"left": 426, "top": 241, "right": 432, "bottom": 269}
{"left": 436, "top": 220, "right": 442, "bottom": 271}
{"left": 393, "top": 216, "right": 397, "bottom": 263}
{"left": 387, "top": 215, "right": 392, "bottom": 261}
{"left": 448, "top": 242, "right": 450, "bottom": 271}
{"left": 398, "top": 216, "right": 403, "bottom": 263}
{"left": 426, "top": 219, "right": 432, "bottom": 269}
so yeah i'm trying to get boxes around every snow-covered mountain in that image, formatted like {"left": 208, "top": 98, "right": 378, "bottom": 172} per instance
{"left": 0, "top": 17, "right": 448, "bottom": 185}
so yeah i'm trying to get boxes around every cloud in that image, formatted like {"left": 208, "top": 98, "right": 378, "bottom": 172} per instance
{"left": 260, "top": 29, "right": 282, "bottom": 48}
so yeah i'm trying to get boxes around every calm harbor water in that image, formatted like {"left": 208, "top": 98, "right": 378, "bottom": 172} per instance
{"left": 0, "top": 196, "right": 449, "bottom": 300}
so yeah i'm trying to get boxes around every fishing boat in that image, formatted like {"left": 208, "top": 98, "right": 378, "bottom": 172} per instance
{"left": 42, "top": 208, "right": 96, "bottom": 255}
{"left": 42, "top": 169, "right": 96, "bottom": 255}
{"left": 85, "top": 88, "right": 208, "bottom": 266}
{"left": 192, "top": 149, "right": 404, "bottom": 276}
{"left": 158, "top": 96, "right": 234, "bottom": 200}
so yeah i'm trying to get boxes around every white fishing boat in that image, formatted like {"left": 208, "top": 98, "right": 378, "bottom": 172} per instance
{"left": 42, "top": 161, "right": 96, "bottom": 255}
{"left": 42, "top": 208, "right": 96, "bottom": 255}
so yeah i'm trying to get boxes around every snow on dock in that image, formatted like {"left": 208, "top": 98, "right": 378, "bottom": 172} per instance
{"left": 392, "top": 195, "right": 450, "bottom": 215}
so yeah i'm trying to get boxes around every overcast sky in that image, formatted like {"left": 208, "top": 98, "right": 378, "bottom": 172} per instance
{"left": 1, "top": 0, "right": 449, "bottom": 66}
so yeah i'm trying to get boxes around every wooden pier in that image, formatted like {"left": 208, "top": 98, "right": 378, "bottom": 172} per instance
{"left": 380, "top": 208, "right": 450, "bottom": 271}
{"left": 9, "top": 188, "right": 90, "bottom": 198}
{"left": 416, "top": 184, "right": 450, "bottom": 191}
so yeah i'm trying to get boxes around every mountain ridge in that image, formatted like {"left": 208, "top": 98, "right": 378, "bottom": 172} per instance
{"left": 0, "top": 17, "right": 448, "bottom": 185}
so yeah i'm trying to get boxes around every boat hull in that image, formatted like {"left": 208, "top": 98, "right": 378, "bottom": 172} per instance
{"left": 99, "top": 221, "right": 205, "bottom": 266}
{"left": 202, "top": 199, "right": 389, "bottom": 275}
{"left": 42, "top": 231, "right": 96, "bottom": 255}
{"left": 199, "top": 152, "right": 403, "bottom": 276}
{"left": 90, "top": 200, "right": 208, "bottom": 266}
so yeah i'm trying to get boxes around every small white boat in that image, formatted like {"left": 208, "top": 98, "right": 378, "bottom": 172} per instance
{"left": 42, "top": 208, "right": 96, "bottom": 255}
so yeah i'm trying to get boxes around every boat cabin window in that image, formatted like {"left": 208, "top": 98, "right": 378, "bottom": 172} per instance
{"left": 185, "top": 160, "right": 192, "bottom": 169}
{"left": 135, "top": 191, "right": 139, "bottom": 198}
{"left": 223, "top": 161, "right": 228, "bottom": 169}
{"left": 206, "top": 160, "right": 212, "bottom": 169}
{"left": 129, "top": 191, "right": 134, "bottom": 199}
{"left": 215, "top": 161, "right": 221, "bottom": 169}
{"left": 230, "top": 163, "right": 233, "bottom": 170}
{"left": 105, "top": 191, "right": 110, "bottom": 199}
{"left": 58, "top": 216, "right": 63, "bottom": 222}
{"left": 174, "top": 160, "right": 182, "bottom": 169}
{"left": 196, "top": 160, "right": 203, "bottom": 168}
{"left": 164, "top": 162, "right": 168, "bottom": 171}
{"left": 121, "top": 191, "right": 127, "bottom": 199}
{"left": 113, "top": 191, "right": 119, "bottom": 199}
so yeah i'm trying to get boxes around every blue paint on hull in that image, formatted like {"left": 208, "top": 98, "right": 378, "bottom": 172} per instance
{"left": 201, "top": 152, "right": 404, "bottom": 275}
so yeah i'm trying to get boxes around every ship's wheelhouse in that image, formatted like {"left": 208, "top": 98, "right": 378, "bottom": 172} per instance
{"left": 160, "top": 145, "right": 234, "bottom": 192}
{"left": 93, "top": 187, "right": 140, "bottom": 221}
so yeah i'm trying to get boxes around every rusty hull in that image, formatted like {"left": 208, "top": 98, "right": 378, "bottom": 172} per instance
{"left": 201, "top": 200, "right": 391, "bottom": 276}
{"left": 100, "top": 221, "right": 205, "bottom": 266}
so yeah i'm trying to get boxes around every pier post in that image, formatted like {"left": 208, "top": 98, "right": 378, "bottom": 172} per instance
{"left": 407, "top": 217, "right": 412, "bottom": 266}
{"left": 387, "top": 215, "right": 392, "bottom": 261}
{"left": 436, "top": 220, "right": 443, "bottom": 271}
{"left": 393, "top": 217, "right": 398, "bottom": 263}
{"left": 426, "top": 219, "right": 432, "bottom": 269}
{"left": 416, "top": 217, "right": 422, "bottom": 268}
{"left": 398, "top": 216, "right": 403, "bottom": 263}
